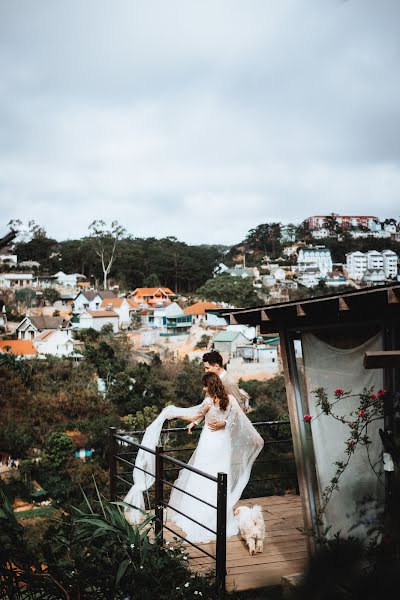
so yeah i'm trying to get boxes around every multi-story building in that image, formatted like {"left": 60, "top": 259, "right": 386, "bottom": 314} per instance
{"left": 306, "top": 215, "right": 378, "bottom": 231}
{"left": 366, "top": 250, "right": 384, "bottom": 271}
{"left": 297, "top": 247, "right": 333, "bottom": 276}
{"left": 346, "top": 250, "right": 398, "bottom": 281}
{"left": 346, "top": 252, "right": 367, "bottom": 280}
{"left": 382, "top": 250, "right": 398, "bottom": 278}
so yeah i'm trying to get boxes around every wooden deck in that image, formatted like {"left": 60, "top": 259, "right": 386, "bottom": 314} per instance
{"left": 164, "top": 493, "right": 308, "bottom": 592}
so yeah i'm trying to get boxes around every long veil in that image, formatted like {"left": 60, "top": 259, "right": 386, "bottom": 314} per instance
{"left": 124, "top": 399, "right": 264, "bottom": 525}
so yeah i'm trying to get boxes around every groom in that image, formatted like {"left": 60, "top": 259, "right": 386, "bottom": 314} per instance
{"left": 202, "top": 350, "right": 250, "bottom": 413}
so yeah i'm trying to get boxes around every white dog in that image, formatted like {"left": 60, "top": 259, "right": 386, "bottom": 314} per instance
{"left": 234, "top": 505, "right": 265, "bottom": 555}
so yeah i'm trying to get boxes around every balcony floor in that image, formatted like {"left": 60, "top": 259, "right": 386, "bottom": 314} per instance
{"left": 164, "top": 493, "right": 308, "bottom": 592}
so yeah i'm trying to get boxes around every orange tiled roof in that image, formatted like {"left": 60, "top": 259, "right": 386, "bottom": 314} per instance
{"left": 0, "top": 340, "right": 38, "bottom": 356}
{"left": 87, "top": 310, "right": 118, "bottom": 318}
{"left": 132, "top": 287, "right": 175, "bottom": 296}
{"left": 100, "top": 297, "right": 125, "bottom": 309}
{"left": 183, "top": 301, "right": 221, "bottom": 316}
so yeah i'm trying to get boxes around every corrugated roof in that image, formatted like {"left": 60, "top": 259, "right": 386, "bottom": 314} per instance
{"left": 213, "top": 331, "right": 241, "bottom": 342}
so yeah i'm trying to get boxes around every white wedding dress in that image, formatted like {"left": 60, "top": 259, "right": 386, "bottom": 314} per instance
{"left": 124, "top": 395, "right": 264, "bottom": 544}
{"left": 168, "top": 396, "right": 238, "bottom": 542}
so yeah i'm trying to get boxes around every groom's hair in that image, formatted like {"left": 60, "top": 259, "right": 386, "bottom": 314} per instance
{"left": 202, "top": 350, "right": 223, "bottom": 367}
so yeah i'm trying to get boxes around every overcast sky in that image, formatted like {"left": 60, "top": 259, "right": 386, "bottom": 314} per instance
{"left": 1, "top": 0, "right": 400, "bottom": 245}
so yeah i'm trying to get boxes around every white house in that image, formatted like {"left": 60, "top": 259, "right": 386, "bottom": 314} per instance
{"left": 73, "top": 290, "right": 116, "bottom": 313}
{"left": 16, "top": 315, "right": 72, "bottom": 340}
{"left": 33, "top": 330, "right": 75, "bottom": 357}
{"left": 74, "top": 310, "right": 119, "bottom": 333}
{"left": 0, "top": 253, "right": 18, "bottom": 265}
{"left": 226, "top": 266, "right": 260, "bottom": 279}
{"left": 312, "top": 228, "right": 330, "bottom": 239}
{"left": 297, "top": 268, "right": 322, "bottom": 288}
{"left": 212, "top": 330, "right": 250, "bottom": 359}
{"left": 100, "top": 297, "right": 131, "bottom": 329}
{"left": 0, "top": 273, "right": 34, "bottom": 288}
{"left": 53, "top": 271, "right": 87, "bottom": 288}
{"left": 363, "top": 269, "right": 386, "bottom": 285}
{"left": 297, "top": 248, "right": 332, "bottom": 276}
{"left": 147, "top": 302, "right": 192, "bottom": 334}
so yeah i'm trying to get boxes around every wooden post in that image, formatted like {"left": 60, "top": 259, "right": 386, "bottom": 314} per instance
{"left": 216, "top": 472, "right": 227, "bottom": 593}
{"left": 109, "top": 427, "right": 118, "bottom": 502}
{"left": 155, "top": 445, "right": 164, "bottom": 545}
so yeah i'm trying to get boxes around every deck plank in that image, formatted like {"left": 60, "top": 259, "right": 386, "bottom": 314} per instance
{"left": 164, "top": 493, "right": 308, "bottom": 592}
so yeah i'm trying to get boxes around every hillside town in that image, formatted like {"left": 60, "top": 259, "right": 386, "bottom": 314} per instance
{"left": 1, "top": 214, "right": 399, "bottom": 380}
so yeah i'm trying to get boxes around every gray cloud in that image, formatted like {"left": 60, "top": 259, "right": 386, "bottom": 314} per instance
{"left": 1, "top": 0, "right": 400, "bottom": 244}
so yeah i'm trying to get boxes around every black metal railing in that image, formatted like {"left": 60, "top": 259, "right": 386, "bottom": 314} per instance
{"left": 109, "top": 420, "right": 296, "bottom": 592}
{"left": 110, "top": 427, "right": 228, "bottom": 591}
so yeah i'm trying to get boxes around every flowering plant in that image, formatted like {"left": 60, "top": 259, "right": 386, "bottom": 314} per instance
{"left": 310, "top": 386, "right": 385, "bottom": 525}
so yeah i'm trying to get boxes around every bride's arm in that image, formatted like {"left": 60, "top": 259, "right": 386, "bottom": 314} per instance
{"left": 176, "top": 397, "right": 212, "bottom": 423}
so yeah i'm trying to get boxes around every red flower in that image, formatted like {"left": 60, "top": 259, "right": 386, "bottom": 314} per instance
{"left": 377, "top": 389, "right": 385, "bottom": 397}
{"left": 358, "top": 409, "right": 366, "bottom": 418}
{"left": 370, "top": 394, "right": 377, "bottom": 401}
{"left": 347, "top": 440, "right": 355, "bottom": 449}
{"left": 303, "top": 414, "right": 312, "bottom": 423}
{"left": 335, "top": 388, "right": 344, "bottom": 397}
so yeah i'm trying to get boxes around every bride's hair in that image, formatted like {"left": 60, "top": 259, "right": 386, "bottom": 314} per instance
{"left": 201, "top": 372, "right": 229, "bottom": 411}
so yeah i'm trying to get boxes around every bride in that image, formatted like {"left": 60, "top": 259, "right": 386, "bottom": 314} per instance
{"left": 124, "top": 372, "right": 264, "bottom": 543}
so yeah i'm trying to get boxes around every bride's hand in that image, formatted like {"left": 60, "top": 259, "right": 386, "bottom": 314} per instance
{"left": 208, "top": 420, "right": 226, "bottom": 431}
{"left": 187, "top": 422, "right": 195, "bottom": 435}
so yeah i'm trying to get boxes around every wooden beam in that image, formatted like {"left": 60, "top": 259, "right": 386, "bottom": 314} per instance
{"left": 338, "top": 297, "right": 350, "bottom": 311}
{"left": 229, "top": 313, "right": 238, "bottom": 325}
{"left": 296, "top": 305, "right": 306, "bottom": 317}
{"left": 364, "top": 351, "right": 400, "bottom": 369}
{"left": 261, "top": 310, "right": 269, "bottom": 321}
{"left": 387, "top": 288, "right": 400, "bottom": 304}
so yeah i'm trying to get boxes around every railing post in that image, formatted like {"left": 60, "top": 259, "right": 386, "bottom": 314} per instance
{"left": 155, "top": 445, "right": 164, "bottom": 545}
{"left": 216, "top": 472, "right": 227, "bottom": 593}
{"left": 109, "top": 427, "right": 117, "bottom": 502}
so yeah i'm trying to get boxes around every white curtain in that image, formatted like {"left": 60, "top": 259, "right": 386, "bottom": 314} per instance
{"left": 302, "top": 332, "right": 384, "bottom": 538}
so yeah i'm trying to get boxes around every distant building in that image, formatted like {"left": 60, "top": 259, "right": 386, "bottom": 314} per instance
{"left": 184, "top": 301, "right": 221, "bottom": 324}
{"left": 100, "top": 297, "right": 132, "bottom": 329}
{"left": 73, "top": 290, "right": 116, "bottom": 313}
{"left": 305, "top": 215, "right": 378, "bottom": 231}
{"left": 53, "top": 271, "right": 87, "bottom": 288}
{"left": 0, "top": 340, "right": 38, "bottom": 358}
{"left": 346, "top": 250, "right": 398, "bottom": 281}
{"left": 0, "top": 253, "right": 18, "bottom": 265}
{"left": 33, "top": 330, "right": 75, "bottom": 357}
{"left": 16, "top": 315, "right": 72, "bottom": 340}
{"left": 212, "top": 330, "right": 250, "bottom": 360}
{"left": 363, "top": 269, "right": 386, "bottom": 285}
{"left": 74, "top": 310, "right": 119, "bottom": 333}
{"left": 130, "top": 287, "right": 175, "bottom": 305}
{"left": 297, "top": 247, "right": 333, "bottom": 276}
{"left": 0, "top": 273, "right": 34, "bottom": 288}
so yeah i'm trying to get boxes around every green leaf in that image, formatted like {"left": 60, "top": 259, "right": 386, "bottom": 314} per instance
{"left": 116, "top": 558, "right": 131, "bottom": 586}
